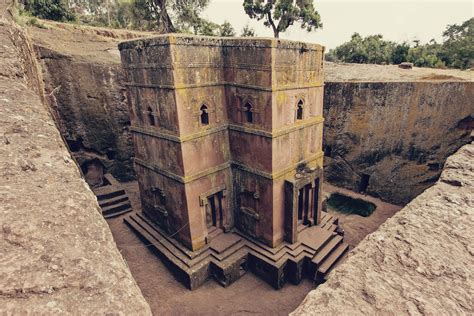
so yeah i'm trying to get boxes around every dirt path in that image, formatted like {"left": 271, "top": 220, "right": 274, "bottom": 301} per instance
{"left": 106, "top": 181, "right": 402, "bottom": 315}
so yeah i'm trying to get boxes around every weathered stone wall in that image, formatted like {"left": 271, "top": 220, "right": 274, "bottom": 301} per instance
{"left": 120, "top": 35, "right": 325, "bottom": 250}
{"left": 0, "top": 13, "right": 151, "bottom": 314}
{"left": 292, "top": 142, "right": 474, "bottom": 315}
{"left": 26, "top": 23, "right": 474, "bottom": 207}
{"left": 26, "top": 22, "right": 154, "bottom": 184}
{"left": 35, "top": 45, "right": 135, "bottom": 182}
{"left": 324, "top": 79, "right": 473, "bottom": 205}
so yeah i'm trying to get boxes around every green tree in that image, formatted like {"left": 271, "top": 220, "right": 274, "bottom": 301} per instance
{"left": 391, "top": 42, "right": 410, "bottom": 64}
{"left": 240, "top": 23, "right": 256, "bottom": 37}
{"left": 219, "top": 21, "right": 236, "bottom": 37}
{"left": 438, "top": 18, "right": 474, "bottom": 69}
{"left": 406, "top": 40, "right": 444, "bottom": 68}
{"left": 243, "top": 0, "right": 322, "bottom": 38}
{"left": 23, "top": 0, "right": 76, "bottom": 22}
{"left": 192, "top": 19, "right": 219, "bottom": 36}
{"left": 330, "top": 33, "right": 406, "bottom": 65}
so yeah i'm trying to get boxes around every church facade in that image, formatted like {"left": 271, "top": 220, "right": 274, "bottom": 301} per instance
{"left": 119, "top": 35, "right": 346, "bottom": 289}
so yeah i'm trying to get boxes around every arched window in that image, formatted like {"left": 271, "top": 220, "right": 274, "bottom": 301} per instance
{"left": 243, "top": 102, "right": 253, "bottom": 123}
{"left": 200, "top": 104, "right": 209, "bottom": 125}
{"left": 147, "top": 106, "right": 155, "bottom": 126}
{"left": 296, "top": 100, "right": 304, "bottom": 120}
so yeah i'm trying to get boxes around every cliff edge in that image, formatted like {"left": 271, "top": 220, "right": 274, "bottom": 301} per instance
{"left": 0, "top": 7, "right": 151, "bottom": 315}
{"left": 293, "top": 142, "right": 473, "bottom": 314}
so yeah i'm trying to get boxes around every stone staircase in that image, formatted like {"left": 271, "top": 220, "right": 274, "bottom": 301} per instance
{"left": 124, "top": 211, "right": 349, "bottom": 289}
{"left": 93, "top": 174, "right": 132, "bottom": 218}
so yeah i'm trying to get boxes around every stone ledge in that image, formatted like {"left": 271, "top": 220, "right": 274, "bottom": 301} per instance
{"left": 292, "top": 143, "right": 474, "bottom": 315}
{"left": 118, "top": 33, "right": 324, "bottom": 51}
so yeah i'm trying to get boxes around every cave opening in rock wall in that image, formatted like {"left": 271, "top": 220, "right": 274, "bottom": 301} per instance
{"left": 358, "top": 174, "right": 370, "bottom": 193}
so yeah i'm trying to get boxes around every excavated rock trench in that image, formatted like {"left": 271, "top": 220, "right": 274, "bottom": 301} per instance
{"left": 28, "top": 22, "right": 474, "bottom": 206}
{"left": 293, "top": 143, "right": 474, "bottom": 315}
{"left": 1, "top": 13, "right": 473, "bottom": 315}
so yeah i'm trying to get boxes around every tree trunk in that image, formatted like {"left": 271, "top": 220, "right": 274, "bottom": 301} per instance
{"left": 267, "top": 12, "right": 279, "bottom": 38}
{"left": 273, "top": 29, "right": 279, "bottom": 38}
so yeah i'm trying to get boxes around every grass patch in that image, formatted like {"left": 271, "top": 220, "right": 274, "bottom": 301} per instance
{"left": 26, "top": 17, "right": 49, "bottom": 29}
{"left": 327, "top": 192, "right": 376, "bottom": 217}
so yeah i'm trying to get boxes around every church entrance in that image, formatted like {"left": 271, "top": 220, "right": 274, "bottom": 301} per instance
{"left": 284, "top": 169, "right": 323, "bottom": 243}
{"left": 297, "top": 179, "right": 320, "bottom": 227}
{"left": 206, "top": 191, "right": 224, "bottom": 230}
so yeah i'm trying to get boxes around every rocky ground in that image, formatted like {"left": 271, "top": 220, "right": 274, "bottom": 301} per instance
{"left": 0, "top": 9, "right": 150, "bottom": 314}
{"left": 325, "top": 62, "right": 472, "bottom": 82}
{"left": 106, "top": 181, "right": 399, "bottom": 315}
{"left": 293, "top": 143, "right": 474, "bottom": 315}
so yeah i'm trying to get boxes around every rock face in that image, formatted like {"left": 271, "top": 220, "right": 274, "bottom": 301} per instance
{"left": 25, "top": 23, "right": 474, "bottom": 204}
{"left": 28, "top": 22, "right": 152, "bottom": 183}
{"left": 324, "top": 63, "right": 474, "bottom": 205}
{"left": 0, "top": 13, "right": 151, "bottom": 314}
{"left": 292, "top": 142, "right": 474, "bottom": 315}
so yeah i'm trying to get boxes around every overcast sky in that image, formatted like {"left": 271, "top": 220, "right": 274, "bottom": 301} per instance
{"left": 202, "top": 0, "right": 473, "bottom": 49}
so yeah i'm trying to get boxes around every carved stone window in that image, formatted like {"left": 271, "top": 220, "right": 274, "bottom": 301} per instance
{"left": 296, "top": 100, "right": 304, "bottom": 120}
{"left": 243, "top": 102, "right": 253, "bottom": 123}
{"left": 147, "top": 106, "right": 155, "bottom": 126}
{"left": 200, "top": 104, "right": 209, "bottom": 125}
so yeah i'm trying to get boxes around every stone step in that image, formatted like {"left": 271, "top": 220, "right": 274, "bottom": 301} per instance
{"left": 132, "top": 213, "right": 210, "bottom": 263}
{"left": 209, "top": 233, "right": 241, "bottom": 254}
{"left": 94, "top": 185, "right": 126, "bottom": 201}
{"left": 99, "top": 194, "right": 128, "bottom": 208}
{"left": 103, "top": 206, "right": 132, "bottom": 219}
{"left": 312, "top": 235, "right": 343, "bottom": 265}
{"left": 322, "top": 250, "right": 349, "bottom": 282}
{"left": 102, "top": 200, "right": 132, "bottom": 216}
{"left": 103, "top": 173, "right": 120, "bottom": 186}
{"left": 208, "top": 227, "right": 224, "bottom": 240}
{"left": 317, "top": 242, "right": 349, "bottom": 277}
{"left": 124, "top": 215, "right": 193, "bottom": 272}
{"left": 326, "top": 224, "right": 338, "bottom": 232}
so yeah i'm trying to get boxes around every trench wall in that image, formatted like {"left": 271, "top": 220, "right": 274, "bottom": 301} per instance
{"left": 324, "top": 81, "right": 473, "bottom": 205}
{"left": 0, "top": 12, "right": 151, "bottom": 314}
{"left": 35, "top": 46, "right": 135, "bottom": 182}
{"left": 293, "top": 142, "right": 474, "bottom": 314}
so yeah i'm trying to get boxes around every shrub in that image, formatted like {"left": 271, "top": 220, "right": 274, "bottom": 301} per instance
{"left": 23, "top": 0, "right": 76, "bottom": 22}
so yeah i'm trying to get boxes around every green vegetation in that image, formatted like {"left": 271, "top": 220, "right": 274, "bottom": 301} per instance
{"left": 18, "top": 0, "right": 242, "bottom": 36}
{"left": 240, "top": 23, "right": 256, "bottom": 37}
{"left": 243, "top": 0, "right": 321, "bottom": 38}
{"left": 22, "top": 0, "right": 76, "bottom": 22}
{"left": 326, "top": 18, "right": 473, "bottom": 69}
{"left": 326, "top": 193, "right": 376, "bottom": 217}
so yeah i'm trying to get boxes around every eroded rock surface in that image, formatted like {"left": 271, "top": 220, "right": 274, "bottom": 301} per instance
{"left": 324, "top": 63, "right": 474, "bottom": 205}
{"left": 27, "top": 22, "right": 154, "bottom": 183}
{"left": 0, "top": 15, "right": 151, "bottom": 314}
{"left": 292, "top": 143, "right": 474, "bottom": 315}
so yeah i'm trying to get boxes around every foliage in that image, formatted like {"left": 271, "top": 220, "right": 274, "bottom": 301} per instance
{"left": 327, "top": 18, "right": 473, "bottom": 69}
{"left": 406, "top": 40, "right": 444, "bottom": 68}
{"left": 328, "top": 33, "right": 396, "bottom": 64}
{"left": 240, "top": 23, "right": 256, "bottom": 37}
{"left": 219, "top": 21, "right": 236, "bottom": 37}
{"left": 26, "top": 16, "right": 49, "bottom": 28}
{"left": 22, "top": 0, "right": 76, "bottom": 22}
{"left": 243, "top": 0, "right": 322, "bottom": 38}
{"left": 438, "top": 18, "right": 474, "bottom": 69}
